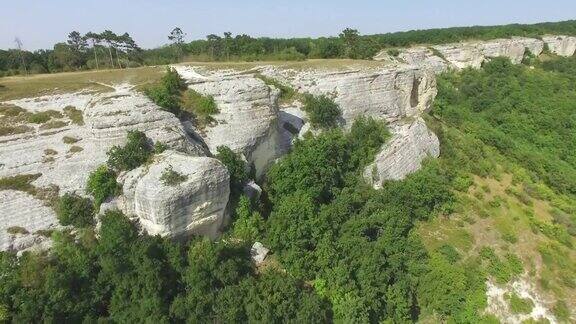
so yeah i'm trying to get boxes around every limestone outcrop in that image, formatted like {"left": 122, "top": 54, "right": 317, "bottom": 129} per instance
{"left": 374, "top": 36, "right": 574, "bottom": 73}
{"left": 431, "top": 43, "right": 485, "bottom": 69}
{"left": 260, "top": 65, "right": 440, "bottom": 186}
{"left": 173, "top": 66, "right": 283, "bottom": 178}
{"left": 265, "top": 66, "right": 437, "bottom": 126}
{"left": 363, "top": 117, "right": 440, "bottom": 187}
{"left": 0, "top": 85, "right": 205, "bottom": 194}
{"left": 542, "top": 35, "right": 576, "bottom": 57}
{"left": 118, "top": 150, "right": 230, "bottom": 239}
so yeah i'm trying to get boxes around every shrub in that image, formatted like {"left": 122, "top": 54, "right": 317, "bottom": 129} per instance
{"left": 0, "top": 173, "right": 41, "bottom": 194}
{"left": 160, "top": 166, "right": 187, "bottom": 186}
{"left": 387, "top": 48, "right": 400, "bottom": 57}
{"left": 39, "top": 120, "right": 68, "bottom": 130}
{"left": 216, "top": 146, "right": 249, "bottom": 196}
{"left": 87, "top": 165, "right": 120, "bottom": 207}
{"left": 63, "top": 106, "right": 84, "bottom": 125}
{"left": 232, "top": 195, "right": 264, "bottom": 241}
{"left": 62, "top": 136, "right": 80, "bottom": 144}
{"left": 27, "top": 110, "right": 62, "bottom": 124}
{"left": 6, "top": 226, "right": 29, "bottom": 235}
{"left": 255, "top": 74, "right": 297, "bottom": 105}
{"left": 505, "top": 293, "right": 533, "bottom": 314}
{"left": 303, "top": 95, "right": 341, "bottom": 129}
{"left": 107, "top": 131, "right": 152, "bottom": 171}
{"left": 181, "top": 89, "right": 218, "bottom": 126}
{"left": 56, "top": 193, "right": 94, "bottom": 227}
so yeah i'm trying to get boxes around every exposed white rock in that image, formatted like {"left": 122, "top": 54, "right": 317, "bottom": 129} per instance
{"left": 243, "top": 181, "right": 262, "bottom": 202}
{"left": 364, "top": 118, "right": 440, "bottom": 187}
{"left": 0, "top": 86, "right": 205, "bottom": 195}
{"left": 485, "top": 278, "right": 558, "bottom": 324}
{"left": 251, "top": 241, "right": 269, "bottom": 265}
{"left": 476, "top": 39, "right": 526, "bottom": 64}
{"left": 176, "top": 67, "right": 283, "bottom": 178}
{"left": 270, "top": 66, "right": 437, "bottom": 126}
{"left": 512, "top": 37, "right": 545, "bottom": 56}
{"left": 398, "top": 47, "right": 449, "bottom": 73}
{"left": 431, "top": 43, "right": 485, "bottom": 69}
{"left": 542, "top": 35, "right": 576, "bottom": 57}
{"left": 0, "top": 190, "right": 58, "bottom": 251}
{"left": 278, "top": 104, "right": 306, "bottom": 153}
{"left": 117, "top": 150, "right": 230, "bottom": 239}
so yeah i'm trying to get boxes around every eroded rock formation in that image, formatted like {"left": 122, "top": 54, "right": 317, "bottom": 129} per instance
{"left": 117, "top": 150, "right": 230, "bottom": 239}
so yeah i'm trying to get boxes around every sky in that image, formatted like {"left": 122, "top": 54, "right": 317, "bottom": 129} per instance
{"left": 1, "top": 0, "right": 575, "bottom": 50}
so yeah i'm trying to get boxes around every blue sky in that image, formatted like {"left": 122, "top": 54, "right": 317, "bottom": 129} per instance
{"left": 2, "top": 0, "right": 575, "bottom": 50}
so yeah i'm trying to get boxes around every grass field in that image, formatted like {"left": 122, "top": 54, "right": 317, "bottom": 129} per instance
{"left": 0, "top": 59, "right": 391, "bottom": 101}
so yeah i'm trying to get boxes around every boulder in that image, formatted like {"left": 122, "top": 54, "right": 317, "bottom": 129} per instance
{"left": 174, "top": 67, "right": 283, "bottom": 178}
{"left": 542, "top": 35, "right": 576, "bottom": 57}
{"left": 117, "top": 150, "right": 230, "bottom": 239}
{"left": 364, "top": 118, "right": 440, "bottom": 188}
{"left": 251, "top": 241, "right": 270, "bottom": 265}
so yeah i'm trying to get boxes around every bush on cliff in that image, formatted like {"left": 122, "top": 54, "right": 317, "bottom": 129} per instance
{"left": 303, "top": 94, "right": 342, "bottom": 129}
{"left": 56, "top": 193, "right": 94, "bottom": 227}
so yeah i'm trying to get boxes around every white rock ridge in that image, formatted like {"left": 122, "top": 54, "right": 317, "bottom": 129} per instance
{"left": 117, "top": 150, "right": 230, "bottom": 239}
{"left": 374, "top": 35, "right": 574, "bottom": 73}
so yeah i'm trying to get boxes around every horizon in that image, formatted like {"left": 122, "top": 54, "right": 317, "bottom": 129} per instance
{"left": 2, "top": 0, "right": 576, "bottom": 51}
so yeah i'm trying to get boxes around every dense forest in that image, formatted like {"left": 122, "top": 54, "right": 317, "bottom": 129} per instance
{"left": 1, "top": 20, "right": 576, "bottom": 76}
{"left": 1, "top": 51, "right": 575, "bottom": 322}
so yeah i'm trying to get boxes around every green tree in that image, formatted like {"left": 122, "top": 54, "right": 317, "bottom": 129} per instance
{"left": 56, "top": 193, "right": 94, "bottom": 227}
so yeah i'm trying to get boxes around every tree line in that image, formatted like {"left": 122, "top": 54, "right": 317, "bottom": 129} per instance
{"left": 1, "top": 20, "right": 576, "bottom": 76}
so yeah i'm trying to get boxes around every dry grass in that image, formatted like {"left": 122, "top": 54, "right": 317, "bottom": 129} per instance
{"left": 68, "top": 145, "right": 84, "bottom": 153}
{"left": 62, "top": 136, "right": 80, "bottom": 144}
{"left": 63, "top": 105, "right": 84, "bottom": 125}
{"left": 39, "top": 120, "right": 68, "bottom": 130}
{"left": 0, "top": 66, "right": 165, "bottom": 101}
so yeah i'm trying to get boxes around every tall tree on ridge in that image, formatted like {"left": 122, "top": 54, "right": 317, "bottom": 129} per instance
{"left": 168, "top": 27, "right": 186, "bottom": 60}
{"left": 85, "top": 32, "right": 101, "bottom": 69}
{"left": 14, "top": 37, "right": 27, "bottom": 75}
{"left": 100, "top": 30, "right": 117, "bottom": 68}
{"left": 339, "top": 28, "right": 360, "bottom": 59}
{"left": 67, "top": 31, "right": 87, "bottom": 68}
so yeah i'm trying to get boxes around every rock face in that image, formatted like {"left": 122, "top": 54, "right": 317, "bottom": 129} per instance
{"left": 398, "top": 47, "right": 449, "bottom": 74}
{"left": 270, "top": 66, "right": 437, "bottom": 126}
{"left": 261, "top": 65, "right": 440, "bottom": 186}
{"left": 363, "top": 118, "right": 440, "bottom": 187}
{"left": 174, "top": 66, "right": 283, "bottom": 178}
{"left": 476, "top": 39, "right": 526, "bottom": 64}
{"left": 542, "top": 35, "right": 576, "bottom": 57}
{"left": 118, "top": 150, "right": 230, "bottom": 239}
{"left": 513, "top": 37, "right": 544, "bottom": 56}
{"left": 374, "top": 36, "right": 573, "bottom": 73}
{"left": 431, "top": 43, "right": 485, "bottom": 69}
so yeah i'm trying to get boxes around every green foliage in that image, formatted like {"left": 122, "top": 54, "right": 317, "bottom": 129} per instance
{"left": 26, "top": 110, "right": 62, "bottom": 124}
{"left": 181, "top": 89, "right": 218, "bottom": 126}
{"left": 160, "top": 165, "right": 187, "bottom": 186}
{"left": 216, "top": 146, "right": 249, "bottom": 195}
{"left": 0, "top": 173, "right": 41, "bottom": 194}
{"left": 145, "top": 67, "right": 186, "bottom": 114}
{"left": 231, "top": 195, "right": 264, "bottom": 241}
{"left": 505, "top": 292, "right": 534, "bottom": 314}
{"left": 63, "top": 105, "right": 84, "bottom": 125}
{"left": 435, "top": 57, "right": 576, "bottom": 195}
{"left": 255, "top": 73, "right": 297, "bottom": 104}
{"left": 87, "top": 165, "right": 120, "bottom": 207}
{"left": 56, "top": 193, "right": 94, "bottom": 227}
{"left": 107, "top": 130, "right": 152, "bottom": 171}
{"left": 387, "top": 48, "right": 400, "bottom": 57}
{"left": 479, "top": 247, "right": 523, "bottom": 284}
{"left": 303, "top": 94, "right": 342, "bottom": 129}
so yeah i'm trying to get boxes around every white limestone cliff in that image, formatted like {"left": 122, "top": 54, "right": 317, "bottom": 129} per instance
{"left": 542, "top": 35, "right": 576, "bottom": 57}
{"left": 174, "top": 67, "right": 283, "bottom": 178}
